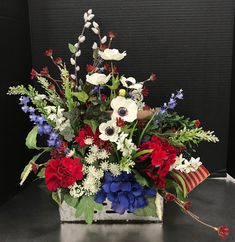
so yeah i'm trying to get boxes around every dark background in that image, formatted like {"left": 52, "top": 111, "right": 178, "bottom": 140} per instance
{"left": 0, "top": 0, "right": 234, "bottom": 205}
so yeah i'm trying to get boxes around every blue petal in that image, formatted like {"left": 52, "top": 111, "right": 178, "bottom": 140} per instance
{"left": 120, "top": 182, "right": 131, "bottom": 192}
{"left": 110, "top": 182, "right": 120, "bottom": 192}
{"left": 136, "top": 196, "right": 147, "bottom": 208}
{"left": 107, "top": 192, "right": 117, "bottom": 202}
{"left": 95, "top": 191, "right": 106, "bottom": 204}
{"left": 104, "top": 172, "right": 114, "bottom": 182}
{"left": 118, "top": 193, "right": 129, "bottom": 209}
{"left": 144, "top": 188, "right": 156, "bottom": 197}
{"left": 131, "top": 183, "right": 143, "bottom": 197}
{"left": 102, "top": 182, "right": 111, "bottom": 193}
{"left": 112, "top": 202, "right": 127, "bottom": 214}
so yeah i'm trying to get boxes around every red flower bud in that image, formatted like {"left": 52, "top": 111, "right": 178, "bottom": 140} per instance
{"left": 183, "top": 201, "right": 192, "bottom": 210}
{"left": 164, "top": 192, "right": 176, "bottom": 202}
{"left": 116, "top": 117, "right": 125, "bottom": 127}
{"left": 40, "top": 66, "right": 49, "bottom": 76}
{"left": 54, "top": 57, "right": 62, "bottom": 65}
{"left": 86, "top": 64, "right": 97, "bottom": 72}
{"left": 48, "top": 84, "right": 55, "bottom": 89}
{"left": 217, "top": 226, "right": 229, "bottom": 239}
{"left": 31, "top": 163, "right": 39, "bottom": 174}
{"left": 44, "top": 49, "right": 53, "bottom": 57}
{"left": 100, "top": 44, "right": 108, "bottom": 51}
{"left": 101, "top": 94, "right": 107, "bottom": 101}
{"left": 108, "top": 31, "right": 118, "bottom": 38}
{"left": 142, "top": 86, "right": 149, "bottom": 97}
{"left": 195, "top": 119, "right": 201, "bottom": 127}
{"left": 30, "top": 68, "right": 37, "bottom": 80}
{"left": 149, "top": 73, "right": 157, "bottom": 81}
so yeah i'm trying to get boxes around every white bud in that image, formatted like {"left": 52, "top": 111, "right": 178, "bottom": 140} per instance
{"left": 78, "top": 35, "right": 86, "bottom": 43}
{"left": 93, "top": 21, "right": 99, "bottom": 28}
{"left": 74, "top": 43, "right": 79, "bottom": 48}
{"left": 84, "top": 22, "right": 91, "bottom": 28}
{"left": 101, "top": 36, "right": 107, "bottom": 44}
{"left": 92, "top": 42, "right": 98, "bottom": 49}
{"left": 70, "top": 58, "right": 76, "bottom": 65}
{"left": 76, "top": 66, "right": 80, "bottom": 71}
{"left": 92, "top": 27, "right": 99, "bottom": 34}
{"left": 87, "top": 14, "right": 95, "bottom": 21}
{"left": 75, "top": 50, "right": 81, "bottom": 57}
{"left": 84, "top": 12, "right": 88, "bottom": 22}
{"left": 87, "top": 9, "right": 92, "bottom": 14}
{"left": 70, "top": 74, "right": 76, "bottom": 79}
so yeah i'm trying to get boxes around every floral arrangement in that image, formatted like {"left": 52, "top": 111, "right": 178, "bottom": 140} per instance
{"left": 8, "top": 9, "right": 229, "bottom": 239}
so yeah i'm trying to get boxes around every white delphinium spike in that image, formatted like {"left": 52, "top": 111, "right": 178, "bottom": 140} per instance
{"left": 76, "top": 66, "right": 80, "bottom": 71}
{"left": 75, "top": 50, "right": 81, "bottom": 57}
{"left": 70, "top": 58, "right": 76, "bottom": 65}
{"left": 87, "top": 14, "right": 95, "bottom": 21}
{"left": 88, "top": 9, "right": 92, "bottom": 14}
{"left": 70, "top": 74, "right": 76, "bottom": 80}
{"left": 92, "top": 27, "right": 99, "bottom": 34}
{"left": 84, "top": 21, "right": 91, "bottom": 28}
{"left": 93, "top": 21, "right": 99, "bottom": 28}
{"left": 101, "top": 36, "right": 107, "bottom": 44}
{"left": 74, "top": 43, "right": 79, "bottom": 48}
{"left": 78, "top": 35, "right": 86, "bottom": 43}
{"left": 92, "top": 42, "right": 98, "bottom": 49}
{"left": 84, "top": 12, "right": 88, "bottom": 22}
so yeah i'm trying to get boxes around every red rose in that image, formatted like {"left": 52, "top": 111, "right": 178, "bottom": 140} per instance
{"left": 45, "top": 157, "right": 83, "bottom": 191}
{"left": 54, "top": 57, "right": 62, "bottom": 65}
{"left": 195, "top": 119, "right": 201, "bottom": 127}
{"left": 30, "top": 68, "right": 37, "bottom": 80}
{"left": 44, "top": 49, "right": 53, "bottom": 56}
{"left": 217, "top": 226, "right": 229, "bottom": 239}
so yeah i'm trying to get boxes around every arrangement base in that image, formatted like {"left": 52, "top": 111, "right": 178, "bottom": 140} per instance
{"left": 59, "top": 193, "right": 163, "bottom": 223}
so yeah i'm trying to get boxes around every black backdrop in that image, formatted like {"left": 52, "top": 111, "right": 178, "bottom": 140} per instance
{"left": 0, "top": 0, "right": 234, "bottom": 204}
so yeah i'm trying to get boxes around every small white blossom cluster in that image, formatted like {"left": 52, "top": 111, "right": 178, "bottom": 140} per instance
{"left": 171, "top": 154, "right": 202, "bottom": 173}
{"left": 45, "top": 106, "right": 72, "bottom": 132}
{"left": 116, "top": 132, "right": 137, "bottom": 157}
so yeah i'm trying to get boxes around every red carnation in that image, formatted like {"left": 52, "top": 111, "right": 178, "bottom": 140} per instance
{"left": 40, "top": 66, "right": 49, "bottom": 76}
{"left": 86, "top": 64, "right": 97, "bottom": 72}
{"left": 30, "top": 68, "right": 37, "bottom": 80}
{"left": 45, "top": 157, "right": 83, "bottom": 191}
{"left": 217, "top": 226, "right": 229, "bottom": 239}
{"left": 108, "top": 31, "right": 118, "bottom": 38}
{"left": 44, "top": 49, "right": 53, "bottom": 57}
{"left": 54, "top": 57, "right": 62, "bottom": 65}
{"left": 195, "top": 119, "right": 201, "bottom": 127}
{"left": 149, "top": 73, "right": 157, "bottom": 81}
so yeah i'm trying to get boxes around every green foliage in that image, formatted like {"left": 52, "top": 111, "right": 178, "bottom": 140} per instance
{"left": 64, "top": 194, "right": 79, "bottom": 208}
{"left": 134, "top": 197, "right": 157, "bottom": 217}
{"left": 166, "top": 179, "right": 187, "bottom": 201}
{"left": 73, "top": 91, "right": 89, "bottom": 103}
{"left": 168, "top": 127, "right": 219, "bottom": 147}
{"left": 84, "top": 119, "right": 98, "bottom": 134}
{"left": 134, "top": 171, "right": 150, "bottom": 187}
{"left": 75, "top": 196, "right": 103, "bottom": 224}
{"left": 106, "top": 76, "right": 120, "bottom": 90}
{"left": 25, "top": 126, "right": 39, "bottom": 150}
{"left": 68, "top": 43, "right": 77, "bottom": 54}
{"left": 37, "top": 167, "right": 45, "bottom": 178}
{"left": 52, "top": 192, "right": 62, "bottom": 205}
{"left": 60, "top": 126, "right": 75, "bottom": 142}
{"left": 132, "top": 149, "right": 153, "bottom": 160}
{"left": 169, "top": 171, "right": 188, "bottom": 198}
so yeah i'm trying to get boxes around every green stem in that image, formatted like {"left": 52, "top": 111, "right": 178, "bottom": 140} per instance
{"left": 138, "top": 111, "right": 158, "bottom": 145}
{"left": 111, "top": 142, "right": 120, "bottom": 161}
{"left": 129, "top": 121, "right": 138, "bottom": 139}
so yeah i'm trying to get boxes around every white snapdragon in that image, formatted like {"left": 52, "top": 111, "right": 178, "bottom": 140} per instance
{"left": 92, "top": 42, "right": 98, "bottom": 49}
{"left": 78, "top": 35, "right": 86, "bottom": 43}
{"left": 70, "top": 58, "right": 76, "bottom": 65}
{"left": 92, "top": 27, "right": 99, "bottom": 34}
{"left": 101, "top": 36, "right": 107, "bottom": 44}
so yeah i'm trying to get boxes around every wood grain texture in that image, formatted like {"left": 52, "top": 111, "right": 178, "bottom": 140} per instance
{"left": 28, "top": 0, "right": 234, "bottom": 174}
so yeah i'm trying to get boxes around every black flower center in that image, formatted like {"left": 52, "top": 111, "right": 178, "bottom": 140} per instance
{"left": 118, "top": 107, "right": 128, "bottom": 117}
{"left": 105, "top": 126, "right": 115, "bottom": 136}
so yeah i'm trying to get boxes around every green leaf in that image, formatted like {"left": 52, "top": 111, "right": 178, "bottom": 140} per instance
{"left": 52, "top": 192, "right": 61, "bottom": 205}
{"left": 20, "top": 151, "right": 44, "bottom": 185}
{"left": 68, "top": 43, "right": 77, "bottom": 54}
{"left": 132, "top": 149, "right": 153, "bottom": 160}
{"left": 169, "top": 171, "right": 188, "bottom": 198}
{"left": 37, "top": 167, "right": 45, "bottom": 178}
{"left": 84, "top": 119, "right": 98, "bottom": 134}
{"left": 75, "top": 196, "right": 103, "bottom": 224}
{"left": 25, "top": 126, "right": 39, "bottom": 149}
{"left": 73, "top": 91, "right": 89, "bottom": 103}
{"left": 64, "top": 194, "right": 79, "bottom": 208}
{"left": 134, "top": 171, "right": 149, "bottom": 187}
{"left": 134, "top": 197, "right": 157, "bottom": 217}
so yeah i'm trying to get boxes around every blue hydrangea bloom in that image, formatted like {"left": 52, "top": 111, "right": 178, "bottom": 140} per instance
{"left": 95, "top": 172, "right": 156, "bottom": 214}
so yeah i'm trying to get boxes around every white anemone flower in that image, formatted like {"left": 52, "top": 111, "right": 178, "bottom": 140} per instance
{"left": 99, "top": 120, "right": 120, "bottom": 142}
{"left": 120, "top": 76, "right": 143, "bottom": 90}
{"left": 98, "top": 48, "right": 127, "bottom": 61}
{"left": 86, "top": 73, "right": 111, "bottom": 85}
{"left": 111, "top": 96, "right": 138, "bottom": 122}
